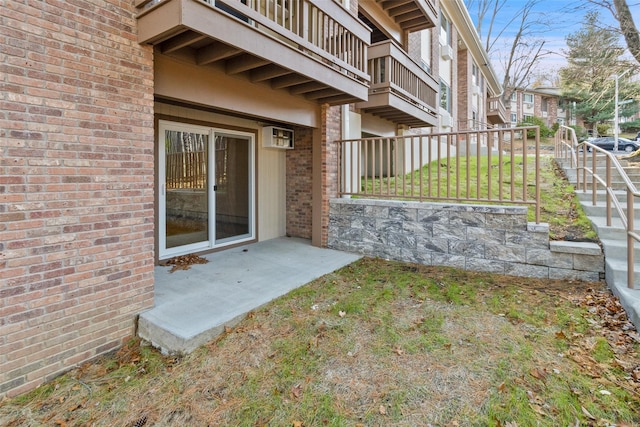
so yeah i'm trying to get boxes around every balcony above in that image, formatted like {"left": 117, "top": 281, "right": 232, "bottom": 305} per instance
{"left": 135, "top": 0, "right": 370, "bottom": 105}
{"left": 372, "top": 0, "right": 437, "bottom": 32}
{"left": 356, "top": 41, "right": 438, "bottom": 128}
{"left": 487, "top": 96, "right": 508, "bottom": 125}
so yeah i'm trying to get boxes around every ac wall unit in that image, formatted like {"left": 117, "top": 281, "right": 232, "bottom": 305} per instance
{"left": 473, "top": 84, "right": 481, "bottom": 95}
{"left": 440, "top": 114, "right": 452, "bottom": 127}
{"left": 262, "top": 126, "right": 294, "bottom": 149}
{"left": 440, "top": 44, "right": 453, "bottom": 61}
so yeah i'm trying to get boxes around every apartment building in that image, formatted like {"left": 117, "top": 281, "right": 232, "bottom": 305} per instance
{"left": 0, "top": 0, "right": 501, "bottom": 396}
{"left": 437, "top": 0, "right": 506, "bottom": 131}
{"left": 508, "top": 87, "right": 573, "bottom": 128}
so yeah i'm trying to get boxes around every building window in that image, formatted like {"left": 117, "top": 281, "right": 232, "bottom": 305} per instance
{"left": 511, "top": 113, "right": 517, "bottom": 123}
{"left": 523, "top": 114, "right": 533, "bottom": 122}
{"left": 524, "top": 93, "right": 533, "bottom": 104}
{"left": 472, "top": 63, "right": 478, "bottom": 86}
{"left": 420, "top": 30, "right": 432, "bottom": 73}
{"left": 440, "top": 14, "right": 451, "bottom": 46}
{"left": 510, "top": 92, "right": 517, "bottom": 102}
{"left": 440, "top": 80, "right": 451, "bottom": 112}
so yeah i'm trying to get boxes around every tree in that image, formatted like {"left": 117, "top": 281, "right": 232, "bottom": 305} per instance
{"left": 559, "top": 12, "right": 638, "bottom": 132}
{"left": 585, "top": 0, "right": 640, "bottom": 66}
{"left": 465, "top": 0, "right": 552, "bottom": 105}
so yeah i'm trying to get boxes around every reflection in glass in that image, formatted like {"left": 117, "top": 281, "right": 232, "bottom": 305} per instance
{"left": 215, "top": 134, "right": 250, "bottom": 242}
{"left": 164, "top": 130, "right": 209, "bottom": 248}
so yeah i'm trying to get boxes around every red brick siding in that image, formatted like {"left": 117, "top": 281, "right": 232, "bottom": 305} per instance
{"left": 457, "top": 50, "right": 469, "bottom": 129}
{"left": 286, "top": 127, "right": 313, "bottom": 239}
{"left": 319, "top": 105, "right": 342, "bottom": 246}
{"left": 0, "top": 0, "right": 154, "bottom": 396}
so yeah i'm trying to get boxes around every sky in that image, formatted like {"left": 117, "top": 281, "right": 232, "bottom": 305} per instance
{"left": 463, "top": 0, "right": 640, "bottom": 83}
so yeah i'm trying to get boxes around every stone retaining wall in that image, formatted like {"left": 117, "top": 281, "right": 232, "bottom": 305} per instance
{"left": 328, "top": 199, "right": 604, "bottom": 281}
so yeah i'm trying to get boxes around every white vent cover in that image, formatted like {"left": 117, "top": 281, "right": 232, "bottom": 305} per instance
{"left": 262, "top": 126, "right": 294, "bottom": 149}
{"left": 440, "top": 44, "right": 453, "bottom": 61}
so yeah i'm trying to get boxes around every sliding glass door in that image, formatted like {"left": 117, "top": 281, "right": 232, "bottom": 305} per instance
{"left": 158, "top": 120, "right": 254, "bottom": 259}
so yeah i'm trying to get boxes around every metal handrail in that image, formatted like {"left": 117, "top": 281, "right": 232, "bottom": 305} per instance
{"left": 555, "top": 125, "right": 639, "bottom": 288}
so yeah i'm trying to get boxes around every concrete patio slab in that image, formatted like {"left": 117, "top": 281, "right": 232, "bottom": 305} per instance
{"left": 138, "top": 237, "right": 361, "bottom": 354}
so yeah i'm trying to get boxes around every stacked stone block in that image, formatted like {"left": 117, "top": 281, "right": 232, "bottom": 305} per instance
{"left": 328, "top": 199, "right": 603, "bottom": 281}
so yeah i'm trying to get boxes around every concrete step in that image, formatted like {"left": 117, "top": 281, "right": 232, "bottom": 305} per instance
{"left": 605, "top": 258, "right": 640, "bottom": 289}
{"left": 600, "top": 238, "right": 640, "bottom": 260}
{"left": 559, "top": 167, "right": 640, "bottom": 186}
{"left": 582, "top": 206, "right": 640, "bottom": 222}
{"left": 587, "top": 216, "right": 629, "bottom": 240}
{"left": 578, "top": 201, "right": 640, "bottom": 219}
{"left": 575, "top": 190, "right": 638, "bottom": 205}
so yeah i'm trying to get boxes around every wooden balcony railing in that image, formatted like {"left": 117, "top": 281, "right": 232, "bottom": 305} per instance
{"left": 337, "top": 126, "right": 541, "bottom": 223}
{"left": 487, "top": 96, "right": 507, "bottom": 124}
{"left": 135, "top": 0, "right": 370, "bottom": 90}
{"left": 356, "top": 40, "right": 438, "bottom": 127}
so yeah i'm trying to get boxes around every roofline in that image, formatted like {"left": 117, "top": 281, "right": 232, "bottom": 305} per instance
{"left": 442, "top": 0, "right": 503, "bottom": 96}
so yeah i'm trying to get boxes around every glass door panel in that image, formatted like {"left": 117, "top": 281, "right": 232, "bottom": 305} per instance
{"left": 160, "top": 123, "right": 210, "bottom": 255}
{"left": 214, "top": 133, "right": 251, "bottom": 243}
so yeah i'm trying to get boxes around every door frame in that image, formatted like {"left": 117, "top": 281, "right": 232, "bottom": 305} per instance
{"left": 157, "top": 119, "right": 256, "bottom": 260}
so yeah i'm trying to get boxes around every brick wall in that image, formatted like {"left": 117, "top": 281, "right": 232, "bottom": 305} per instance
{"left": 0, "top": 0, "right": 155, "bottom": 396}
{"left": 319, "top": 105, "right": 342, "bottom": 246}
{"left": 286, "top": 127, "right": 313, "bottom": 239}
{"left": 457, "top": 50, "right": 469, "bottom": 128}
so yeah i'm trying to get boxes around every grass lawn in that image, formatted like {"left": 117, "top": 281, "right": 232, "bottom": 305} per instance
{"left": 0, "top": 154, "right": 624, "bottom": 426}
{"left": 1, "top": 259, "right": 639, "bottom": 426}
{"left": 363, "top": 152, "right": 597, "bottom": 241}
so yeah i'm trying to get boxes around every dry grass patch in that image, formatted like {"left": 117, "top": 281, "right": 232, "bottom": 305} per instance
{"left": 1, "top": 259, "right": 639, "bottom": 426}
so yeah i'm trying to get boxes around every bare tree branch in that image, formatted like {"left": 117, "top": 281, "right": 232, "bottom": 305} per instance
{"left": 585, "top": 0, "right": 640, "bottom": 64}
{"left": 465, "top": 0, "right": 552, "bottom": 104}
{"left": 613, "top": 0, "right": 640, "bottom": 64}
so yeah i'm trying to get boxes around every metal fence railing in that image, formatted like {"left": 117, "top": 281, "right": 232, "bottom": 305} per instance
{"left": 337, "top": 126, "right": 541, "bottom": 223}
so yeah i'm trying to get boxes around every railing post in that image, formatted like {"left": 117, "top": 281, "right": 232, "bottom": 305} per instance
{"left": 535, "top": 127, "right": 540, "bottom": 223}
{"left": 592, "top": 149, "right": 597, "bottom": 206}
{"left": 628, "top": 189, "right": 635, "bottom": 289}
{"left": 606, "top": 156, "right": 612, "bottom": 226}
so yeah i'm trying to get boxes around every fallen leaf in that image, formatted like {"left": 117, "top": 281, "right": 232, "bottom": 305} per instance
{"left": 529, "top": 368, "right": 547, "bottom": 381}
{"left": 292, "top": 421, "right": 303, "bottom": 427}
{"left": 530, "top": 404, "right": 547, "bottom": 417}
{"left": 339, "top": 311, "right": 346, "bottom": 317}
{"left": 290, "top": 384, "right": 302, "bottom": 399}
{"left": 379, "top": 405, "right": 386, "bottom": 415}
{"left": 581, "top": 406, "right": 596, "bottom": 420}
{"left": 598, "top": 389, "right": 611, "bottom": 395}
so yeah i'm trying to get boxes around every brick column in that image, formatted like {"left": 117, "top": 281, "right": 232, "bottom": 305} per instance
{"left": 312, "top": 104, "right": 341, "bottom": 247}
{"left": 286, "top": 127, "right": 313, "bottom": 239}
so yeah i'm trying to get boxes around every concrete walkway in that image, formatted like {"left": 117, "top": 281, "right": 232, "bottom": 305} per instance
{"left": 138, "top": 237, "right": 361, "bottom": 354}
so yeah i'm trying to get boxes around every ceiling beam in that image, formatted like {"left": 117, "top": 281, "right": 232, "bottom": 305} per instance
{"left": 160, "top": 31, "right": 207, "bottom": 54}
{"left": 196, "top": 43, "right": 241, "bottom": 65}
